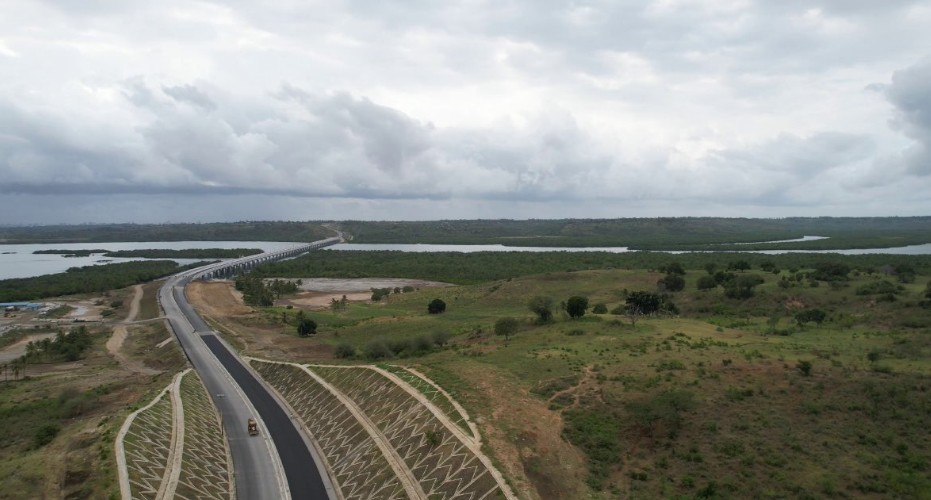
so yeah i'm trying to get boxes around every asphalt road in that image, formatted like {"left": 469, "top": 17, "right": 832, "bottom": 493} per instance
{"left": 160, "top": 270, "right": 330, "bottom": 499}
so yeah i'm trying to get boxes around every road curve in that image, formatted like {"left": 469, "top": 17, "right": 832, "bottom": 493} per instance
{"left": 159, "top": 242, "right": 338, "bottom": 499}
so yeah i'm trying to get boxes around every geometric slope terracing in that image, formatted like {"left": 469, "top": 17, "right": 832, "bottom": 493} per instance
{"left": 250, "top": 359, "right": 516, "bottom": 500}
{"left": 116, "top": 369, "right": 233, "bottom": 500}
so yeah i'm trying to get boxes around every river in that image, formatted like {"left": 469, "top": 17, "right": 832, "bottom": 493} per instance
{"left": 0, "top": 241, "right": 300, "bottom": 280}
{"left": 3, "top": 240, "right": 930, "bottom": 281}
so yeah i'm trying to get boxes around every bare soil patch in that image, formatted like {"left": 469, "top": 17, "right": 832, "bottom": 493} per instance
{"left": 295, "top": 277, "right": 451, "bottom": 293}
{"left": 452, "top": 363, "right": 587, "bottom": 500}
{"left": 186, "top": 281, "right": 333, "bottom": 361}
{"left": 0, "top": 333, "right": 56, "bottom": 364}
{"left": 282, "top": 292, "right": 371, "bottom": 310}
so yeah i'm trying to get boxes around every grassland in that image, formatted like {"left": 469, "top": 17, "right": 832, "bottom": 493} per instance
{"left": 232, "top": 258, "right": 931, "bottom": 499}
{"left": 0, "top": 285, "right": 188, "bottom": 499}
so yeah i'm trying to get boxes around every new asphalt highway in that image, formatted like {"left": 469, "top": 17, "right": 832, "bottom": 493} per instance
{"left": 159, "top": 258, "right": 334, "bottom": 499}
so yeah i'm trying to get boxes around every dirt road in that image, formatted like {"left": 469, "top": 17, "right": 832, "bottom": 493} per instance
{"left": 106, "top": 285, "right": 160, "bottom": 375}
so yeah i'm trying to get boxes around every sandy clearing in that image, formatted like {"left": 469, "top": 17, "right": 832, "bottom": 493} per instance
{"left": 284, "top": 292, "right": 371, "bottom": 310}
{"left": 294, "top": 278, "right": 451, "bottom": 293}
{"left": 0, "top": 333, "right": 56, "bottom": 364}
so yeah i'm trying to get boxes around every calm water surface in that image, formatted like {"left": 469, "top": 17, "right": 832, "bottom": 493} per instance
{"left": 0, "top": 241, "right": 299, "bottom": 280}
{"left": 330, "top": 242, "right": 931, "bottom": 256}
{"left": 4, "top": 240, "right": 930, "bottom": 280}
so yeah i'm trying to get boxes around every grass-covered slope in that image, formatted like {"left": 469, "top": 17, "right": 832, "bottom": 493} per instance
{"left": 254, "top": 261, "right": 931, "bottom": 498}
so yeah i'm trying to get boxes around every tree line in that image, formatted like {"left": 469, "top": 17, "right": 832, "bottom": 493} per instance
{"left": 234, "top": 275, "right": 300, "bottom": 306}
{"left": 253, "top": 250, "right": 931, "bottom": 285}
{"left": 0, "top": 260, "right": 215, "bottom": 301}
{"left": 339, "top": 217, "right": 931, "bottom": 250}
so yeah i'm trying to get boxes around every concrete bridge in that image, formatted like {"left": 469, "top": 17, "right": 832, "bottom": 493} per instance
{"left": 195, "top": 237, "right": 341, "bottom": 280}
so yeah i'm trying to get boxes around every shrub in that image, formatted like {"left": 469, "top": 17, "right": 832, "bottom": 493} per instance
{"left": 592, "top": 303, "right": 608, "bottom": 314}
{"left": 562, "top": 408, "right": 623, "bottom": 489}
{"left": 697, "top": 275, "right": 717, "bottom": 290}
{"left": 856, "top": 280, "right": 900, "bottom": 296}
{"left": 334, "top": 343, "right": 356, "bottom": 359}
{"left": 724, "top": 274, "right": 764, "bottom": 299}
{"left": 795, "top": 308, "right": 827, "bottom": 326}
{"left": 427, "top": 298, "right": 446, "bottom": 314}
{"left": 796, "top": 360, "right": 813, "bottom": 376}
{"left": 413, "top": 335, "right": 433, "bottom": 352}
{"left": 812, "top": 262, "right": 851, "bottom": 281}
{"left": 364, "top": 341, "right": 393, "bottom": 360}
{"left": 33, "top": 424, "right": 60, "bottom": 449}
{"left": 431, "top": 330, "right": 450, "bottom": 346}
{"left": 528, "top": 296, "right": 555, "bottom": 323}
{"left": 296, "top": 318, "right": 317, "bottom": 336}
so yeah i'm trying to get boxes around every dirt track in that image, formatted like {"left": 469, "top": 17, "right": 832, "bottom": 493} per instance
{"left": 106, "top": 285, "right": 160, "bottom": 375}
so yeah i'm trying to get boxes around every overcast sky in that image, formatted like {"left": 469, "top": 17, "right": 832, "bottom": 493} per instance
{"left": 2, "top": 0, "right": 931, "bottom": 224}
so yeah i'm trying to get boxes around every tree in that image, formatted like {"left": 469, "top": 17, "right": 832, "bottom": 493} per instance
{"left": 427, "top": 298, "right": 446, "bottom": 314}
{"left": 812, "top": 262, "right": 850, "bottom": 281}
{"left": 696, "top": 275, "right": 717, "bottom": 290}
{"left": 893, "top": 264, "right": 916, "bottom": 283}
{"left": 728, "top": 260, "right": 751, "bottom": 271}
{"left": 592, "top": 303, "right": 608, "bottom": 314}
{"left": 566, "top": 296, "right": 589, "bottom": 319}
{"left": 659, "top": 262, "right": 686, "bottom": 275}
{"left": 297, "top": 317, "right": 317, "bottom": 336}
{"left": 494, "top": 317, "right": 519, "bottom": 340}
{"left": 795, "top": 308, "right": 827, "bottom": 326}
{"left": 659, "top": 273, "right": 685, "bottom": 292}
{"left": 724, "top": 274, "right": 764, "bottom": 299}
{"left": 626, "top": 291, "right": 662, "bottom": 315}
{"left": 528, "top": 296, "right": 555, "bottom": 323}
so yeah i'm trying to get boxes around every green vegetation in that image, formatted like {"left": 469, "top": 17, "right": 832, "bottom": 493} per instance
{"left": 0, "top": 221, "right": 333, "bottom": 243}
{"left": 103, "top": 248, "right": 263, "bottom": 258}
{"left": 296, "top": 311, "right": 317, "bottom": 336}
{"left": 43, "top": 305, "right": 74, "bottom": 319}
{"left": 427, "top": 298, "right": 446, "bottom": 314}
{"left": 22, "top": 326, "right": 94, "bottom": 362}
{"left": 339, "top": 217, "right": 931, "bottom": 249}
{"left": 255, "top": 249, "right": 931, "bottom": 285}
{"left": 494, "top": 317, "right": 519, "bottom": 340}
{"left": 566, "top": 296, "right": 589, "bottom": 319}
{"left": 249, "top": 256, "right": 931, "bottom": 498}
{"left": 33, "top": 249, "right": 109, "bottom": 257}
{"left": 0, "top": 260, "right": 214, "bottom": 301}
{"left": 234, "top": 275, "right": 298, "bottom": 306}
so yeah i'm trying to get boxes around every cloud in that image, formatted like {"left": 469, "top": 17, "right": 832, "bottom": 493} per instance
{"left": 1, "top": 1, "right": 931, "bottom": 222}
{"left": 885, "top": 57, "right": 931, "bottom": 175}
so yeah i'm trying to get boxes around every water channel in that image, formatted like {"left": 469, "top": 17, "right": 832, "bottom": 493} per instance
{"left": 2, "top": 239, "right": 930, "bottom": 281}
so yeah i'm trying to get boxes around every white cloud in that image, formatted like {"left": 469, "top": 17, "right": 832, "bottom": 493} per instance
{"left": 0, "top": 0, "right": 930, "bottom": 222}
